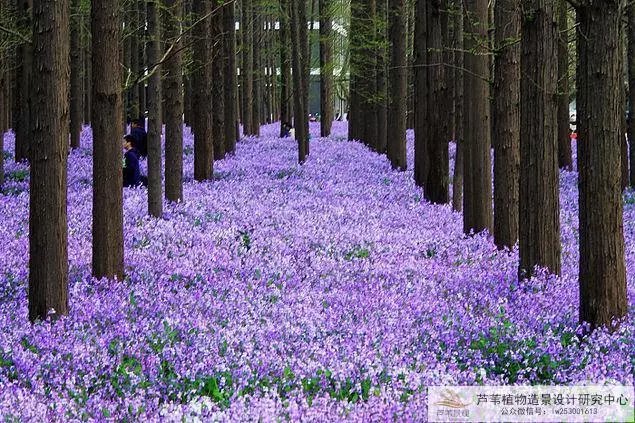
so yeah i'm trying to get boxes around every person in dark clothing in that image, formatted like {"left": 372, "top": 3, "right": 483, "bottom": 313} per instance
{"left": 130, "top": 118, "right": 148, "bottom": 158}
{"left": 123, "top": 135, "right": 147, "bottom": 188}
{"left": 281, "top": 122, "right": 292, "bottom": 137}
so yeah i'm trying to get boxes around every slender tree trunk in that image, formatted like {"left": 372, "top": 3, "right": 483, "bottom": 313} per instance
{"left": 386, "top": 0, "right": 407, "bottom": 170}
{"left": 557, "top": 0, "right": 572, "bottom": 170}
{"left": 629, "top": 3, "right": 635, "bottom": 186}
{"left": 452, "top": 0, "right": 464, "bottom": 212}
{"left": 300, "top": 0, "right": 310, "bottom": 155}
{"left": 279, "top": 0, "right": 291, "bottom": 136}
{"left": 69, "top": 0, "right": 83, "bottom": 149}
{"left": 414, "top": 0, "right": 429, "bottom": 188}
{"left": 577, "top": 1, "right": 628, "bottom": 331}
{"left": 362, "top": 0, "right": 378, "bottom": 149}
{"left": 421, "top": 0, "right": 449, "bottom": 204}
{"left": 92, "top": 0, "right": 124, "bottom": 280}
{"left": 376, "top": 0, "right": 388, "bottom": 153}
{"left": 224, "top": 0, "right": 239, "bottom": 151}
{"left": 29, "top": 0, "right": 69, "bottom": 322}
{"left": 319, "top": 0, "right": 333, "bottom": 137}
{"left": 138, "top": 2, "right": 147, "bottom": 119}
{"left": 165, "top": 0, "right": 184, "bottom": 203}
{"left": 83, "top": 29, "right": 91, "bottom": 125}
{"left": 193, "top": 0, "right": 214, "bottom": 180}
{"left": 493, "top": 0, "right": 520, "bottom": 249}
{"left": 14, "top": 0, "right": 32, "bottom": 162}
{"left": 242, "top": 0, "right": 254, "bottom": 136}
{"left": 519, "top": 0, "right": 560, "bottom": 278}
{"left": 129, "top": 3, "right": 141, "bottom": 121}
{"left": 348, "top": 0, "right": 365, "bottom": 142}
{"left": 212, "top": 5, "right": 226, "bottom": 159}
{"left": 463, "top": 0, "right": 492, "bottom": 234}
{"left": 147, "top": 1, "right": 162, "bottom": 217}
{"left": 252, "top": 11, "right": 262, "bottom": 136}
{"left": 291, "top": 0, "right": 308, "bottom": 162}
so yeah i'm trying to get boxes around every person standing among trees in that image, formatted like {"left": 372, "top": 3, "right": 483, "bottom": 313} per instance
{"left": 129, "top": 118, "right": 148, "bottom": 158}
{"left": 122, "top": 135, "right": 147, "bottom": 188}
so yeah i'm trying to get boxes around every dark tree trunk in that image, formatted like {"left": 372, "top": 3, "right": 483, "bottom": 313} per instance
{"left": 92, "top": 0, "right": 124, "bottom": 280}
{"left": 251, "top": 11, "right": 262, "bottom": 137}
{"left": 279, "top": 0, "right": 291, "bottom": 136}
{"left": 386, "top": 0, "right": 407, "bottom": 170}
{"left": 212, "top": 5, "right": 226, "bottom": 159}
{"left": 69, "top": 0, "right": 83, "bottom": 149}
{"left": 519, "top": 0, "right": 560, "bottom": 278}
{"left": 362, "top": 0, "right": 378, "bottom": 149}
{"left": 242, "top": 0, "right": 254, "bottom": 136}
{"left": 319, "top": 0, "right": 333, "bottom": 137}
{"left": 421, "top": 0, "right": 450, "bottom": 204}
{"left": 493, "top": 0, "right": 520, "bottom": 249}
{"left": 147, "top": 1, "right": 162, "bottom": 218}
{"left": 557, "top": 0, "right": 572, "bottom": 170}
{"left": 165, "top": 0, "right": 184, "bottom": 203}
{"left": 193, "top": 0, "right": 214, "bottom": 180}
{"left": 452, "top": 0, "right": 464, "bottom": 212}
{"left": 463, "top": 0, "right": 492, "bottom": 234}
{"left": 300, "top": 0, "right": 310, "bottom": 156}
{"left": 414, "top": 0, "right": 429, "bottom": 189}
{"left": 14, "top": 0, "right": 32, "bottom": 162}
{"left": 577, "top": 1, "right": 628, "bottom": 331}
{"left": 290, "top": 0, "right": 308, "bottom": 162}
{"left": 348, "top": 0, "right": 365, "bottom": 143}
{"left": 376, "top": 0, "right": 388, "bottom": 153}
{"left": 224, "top": 0, "right": 239, "bottom": 152}
{"left": 29, "top": 0, "right": 69, "bottom": 322}
{"left": 629, "top": 3, "right": 635, "bottom": 186}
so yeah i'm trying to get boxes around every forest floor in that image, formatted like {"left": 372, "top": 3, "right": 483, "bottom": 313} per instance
{"left": 0, "top": 122, "right": 633, "bottom": 421}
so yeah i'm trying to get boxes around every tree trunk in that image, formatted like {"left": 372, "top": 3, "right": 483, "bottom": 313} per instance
{"left": 421, "top": 0, "right": 450, "bottom": 204}
{"left": 92, "top": 0, "right": 124, "bottom": 280}
{"left": 557, "top": 0, "right": 572, "bottom": 170}
{"left": 69, "top": 0, "right": 83, "bottom": 149}
{"left": 363, "top": 0, "right": 378, "bottom": 149}
{"left": 279, "top": 0, "right": 291, "bottom": 136}
{"left": 414, "top": 0, "right": 430, "bottom": 189}
{"left": 29, "top": 0, "right": 69, "bottom": 322}
{"left": 147, "top": 1, "right": 162, "bottom": 217}
{"left": 165, "top": 0, "right": 184, "bottom": 203}
{"left": 300, "top": 0, "right": 310, "bottom": 156}
{"left": 519, "top": 0, "right": 560, "bottom": 278}
{"left": 193, "top": 0, "right": 214, "bottom": 180}
{"left": 463, "top": 0, "right": 492, "bottom": 234}
{"left": 577, "top": 1, "right": 628, "bottom": 331}
{"left": 348, "top": 0, "right": 366, "bottom": 143}
{"left": 83, "top": 28, "right": 91, "bottom": 125}
{"left": 138, "top": 2, "right": 147, "bottom": 119}
{"left": 290, "top": 0, "right": 308, "bottom": 162}
{"left": 452, "top": 0, "right": 464, "bottom": 212}
{"left": 319, "top": 0, "right": 333, "bottom": 137}
{"left": 629, "top": 3, "right": 635, "bottom": 186}
{"left": 212, "top": 5, "right": 226, "bottom": 159}
{"left": 242, "top": 0, "right": 254, "bottom": 136}
{"left": 14, "top": 0, "right": 32, "bottom": 162}
{"left": 129, "top": 2, "right": 141, "bottom": 121}
{"left": 251, "top": 11, "right": 262, "bottom": 137}
{"left": 386, "top": 0, "right": 407, "bottom": 170}
{"left": 376, "top": 0, "right": 388, "bottom": 153}
{"left": 224, "top": 0, "right": 239, "bottom": 152}
{"left": 493, "top": 0, "right": 520, "bottom": 249}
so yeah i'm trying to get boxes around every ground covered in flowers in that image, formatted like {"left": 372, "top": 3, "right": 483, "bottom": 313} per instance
{"left": 0, "top": 122, "right": 633, "bottom": 421}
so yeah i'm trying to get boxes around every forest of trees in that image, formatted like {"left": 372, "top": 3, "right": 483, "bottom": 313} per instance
{"left": 0, "top": 0, "right": 630, "bottom": 334}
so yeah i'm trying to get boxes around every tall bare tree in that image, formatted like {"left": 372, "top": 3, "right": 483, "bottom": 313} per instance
{"left": 29, "top": 0, "right": 69, "bottom": 321}
{"left": 319, "top": 0, "right": 334, "bottom": 137}
{"left": 386, "top": 0, "right": 407, "bottom": 170}
{"left": 147, "top": 0, "right": 163, "bottom": 217}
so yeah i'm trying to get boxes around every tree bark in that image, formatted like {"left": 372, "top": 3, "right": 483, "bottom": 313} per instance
{"left": 557, "top": 0, "right": 572, "bottom": 170}
{"left": 386, "top": 0, "right": 407, "bottom": 170}
{"left": 129, "top": 3, "right": 141, "bottom": 121}
{"left": 164, "top": 0, "right": 184, "bottom": 203}
{"left": 376, "top": 0, "right": 388, "bottom": 153}
{"left": 14, "top": 0, "right": 32, "bottom": 162}
{"left": 577, "top": 1, "right": 628, "bottom": 331}
{"left": 212, "top": 5, "right": 226, "bottom": 159}
{"left": 493, "top": 0, "right": 520, "bottom": 249}
{"left": 463, "top": 0, "right": 492, "bottom": 234}
{"left": 242, "top": 0, "right": 254, "bottom": 136}
{"left": 138, "top": 2, "right": 147, "bottom": 119}
{"left": 193, "top": 0, "right": 214, "bottom": 180}
{"left": 628, "top": 3, "right": 635, "bottom": 186}
{"left": 92, "top": 0, "right": 124, "bottom": 280}
{"left": 348, "top": 0, "right": 366, "bottom": 143}
{"left": 146, "top": 1, "right": 162, "bottom": 217}
{"left": 83, "top": 26, "right": 91, "bottom": 125}
{"left": 452, "top": 0, "right": 464, "bottom": 212}
{"left": 519, "top": 0, "right": 560, "bottom": 278}
{"left": 29, "top": 0, "right": 69, "bottom": 322}
{"left": 224, "top": 0, "right": 239, "bottom": 152}
{"left": 279, "top": 0, "right": 292, "bottom": 136}
{"left": 290, "top": 0, "right": 308, "bottom": 162}
{"left": 319, "top": 0, "right": 333, "bottom": 137}
{"left": 251, "top": 10, "right": 262, "bottom": 136}
{"left": 70, "top": 0, "right": 83, "bottom": 149}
